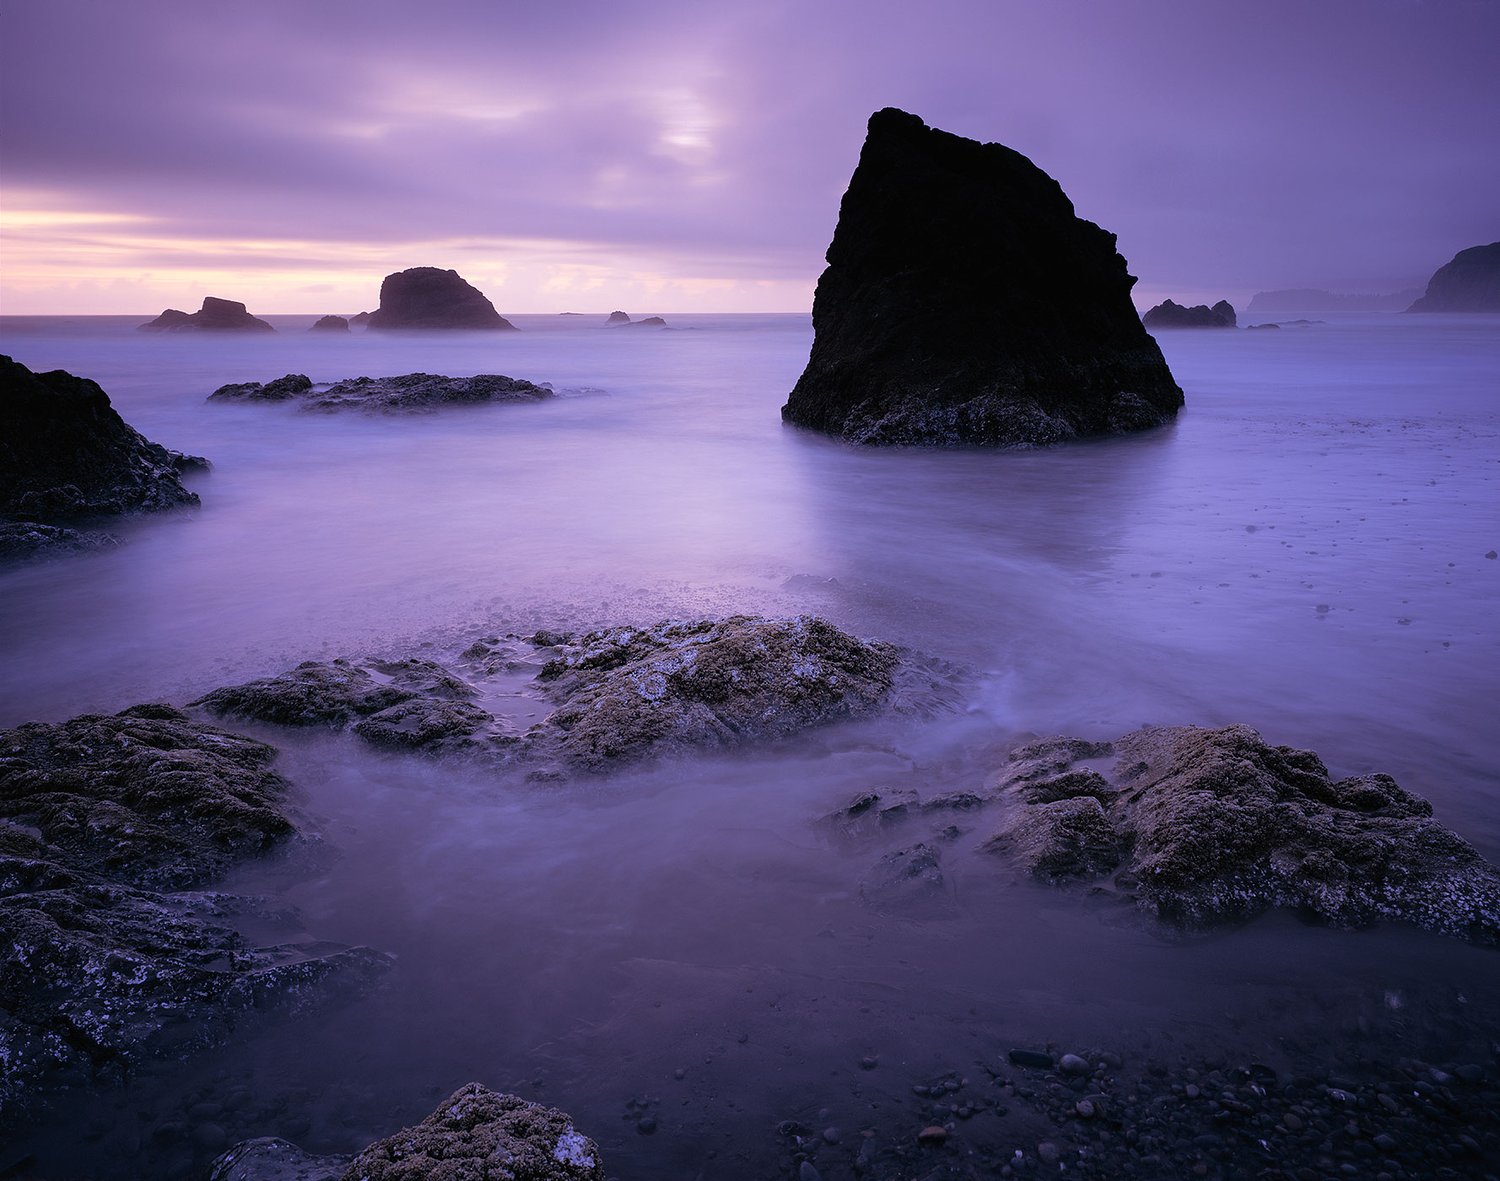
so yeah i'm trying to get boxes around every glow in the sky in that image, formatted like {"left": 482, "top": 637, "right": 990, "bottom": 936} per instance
{"left": 2, "top": 0, "right": 1496, "bottom": 314}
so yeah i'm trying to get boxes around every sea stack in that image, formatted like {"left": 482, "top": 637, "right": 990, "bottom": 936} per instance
{"left": 1143, "top": 299, "right": 1237, "bottom": 328}
{"left": 365, "top": 267, "right": 517, "bottom": 330}
{"left": 1406, "top": 242, "right": 1500, "bottom": 312}
{"left": 782, "top": 108, "right": 1183, "bottom": 446}
{"left": 138, "top": 296, "right": 275, "bottom": 332}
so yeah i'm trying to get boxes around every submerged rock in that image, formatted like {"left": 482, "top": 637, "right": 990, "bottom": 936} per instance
{"left": 988, "top": 724, "right": 1500, "bottom": 943}
{"left": 782, "top": 108, "right": 1183, "bottom": 447}
{"left": 0, "top": 705, "right": 390, "bottom": 1110}
{"left": 0, "top": 355, "right": 204, "bottom": 560}
{"left": 138, "top": 297, "right": 276, "bottom": 332}
{"left": 0, "top": 520, "right": 117, "bottom": 561}
{"left": 529, "top": 616, "right": 899, "bottom": 771}
{"left": 1142, "top": 299, "right": 1237, "bottom": 328}
{"left": 1406, "top": 241, "right": 1500, "bottom": 312}
{"left": 364, "top": 267, "right": 517, "bottom": 330}
{"left": 859, "top": 843, "right": 949, "bottom": 914}
{"left": 208, "top": 371, "right": 553, "bottom": 413}
{"left": 341, "top": 1083, "right": 604, "bottom": 1180}
{"left": 209, "top": 1137, "right": 348, "bottom": 1181}
{"left": 309, "top": 315, "right": 350, "bottom": 333}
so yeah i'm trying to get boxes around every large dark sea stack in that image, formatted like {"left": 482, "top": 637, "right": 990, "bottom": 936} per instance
{"left": 0, "top": 354, "right": 200, "bottom": 523}
{"left": 1406, "top": 241, "right": 1500, "bottom": 312}
{"left": 365, "top": 267, "right": 517, "bottom": 330}
{"left": 138, "top": 296, "right": 275, "bottom": 332}
{"left": 782, "top": 108, "right": 1183, "bottom": 446}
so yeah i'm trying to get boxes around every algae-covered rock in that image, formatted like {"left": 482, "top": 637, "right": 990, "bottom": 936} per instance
{"left": 988, "top": 724, "right": 1500, "bottom": 943}
{"left": 0, "top": 705, "right": 391, "bottom": 1110}
{"left": 0, "top": 704, "right": 294, "bottom": 889}
{"left": 341, "top": 1083, "right": 604, "bottom": 1180}
{"left": 530, "top": 615, "right": 899, "bottom": 771}
{"left": 193, "top": 658, "right": 494, "bottom": 752}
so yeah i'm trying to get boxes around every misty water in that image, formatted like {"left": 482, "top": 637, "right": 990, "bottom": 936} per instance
{"left": 2, "top": 312, "right": 1497, "bottom": 1179}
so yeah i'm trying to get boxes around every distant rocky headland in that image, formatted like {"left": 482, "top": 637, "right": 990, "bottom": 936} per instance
{"left": 1247, "top": 288, "right": 1421, "bottom": 313}
{"left": 0, "top": 355, "right": 206, "bottom": 562}
{"left": 138, "top": 297, "right": 275, "bottom": 333}
{"left": 782, "top": 108, "right": 1183, "bottom": 447}
{"left": 1407, "top": 241, "right": 1500, "bottom": 312}
{"left": 207, "top": 371, "right": 554, "bottom": 414}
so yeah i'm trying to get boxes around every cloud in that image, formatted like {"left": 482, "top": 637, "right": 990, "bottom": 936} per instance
{"left": 2, "top": 0, "right": 1497, "bottom": 312}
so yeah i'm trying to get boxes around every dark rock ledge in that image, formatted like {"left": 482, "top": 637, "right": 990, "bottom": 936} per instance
{"left": 208, "top": 371, "right": 554, "bottom": 413}
{"left": 1, "top": 354, "right": 207, "bottom": 563}
{"left": 192, "top": 616, "right": 922, "bottom": 775}
{"left": 0, "top": 705, "right": 390, "bottom": 1113}
{"left": 210, "top": 1083, "right": 605, "bottom": 1180}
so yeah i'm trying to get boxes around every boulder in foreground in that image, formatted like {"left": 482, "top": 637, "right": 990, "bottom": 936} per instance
{"left": 1142, "top": 299, "right": 1237, "bottom": 328}
{"left": 139, "top": 297, "right": 275, "bottom": 332}
{"left": 364, "top": 267, "right": 516, "bottom": 330}
{"left": 1406, "top": 241, "right": 1500, "bottom": 312}
{"left": 341, "top": 1083, "right": 605, "bottom": 1181}
{"left": 1, "top": 354, "right": 205, "bottom": 559}
{"left": 208, "top": 372, "right": 553, "bottom": 414}
{"left": 987, "top": 725, "right": 1500, "bottom": 944}
{"left": 0, "top": 705, "right": 390, "bottom": 1109}
{"left": 782, "top": 108, "right": 1183, "bottom": 446}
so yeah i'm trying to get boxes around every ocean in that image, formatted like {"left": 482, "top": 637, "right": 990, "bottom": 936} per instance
{"left": 2, "top": 311, "right": 1497, "bottom": 1178}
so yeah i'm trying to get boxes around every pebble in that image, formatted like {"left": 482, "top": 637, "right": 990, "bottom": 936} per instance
{"left": 822, "top": 1126, "right": 840, "bottom": 1144}
{"left": 1184, "top": 1084, "right": 1201, "bottom": 1099}
{"left": 1037, "top": 1140, "right": 1061, "bottom": 1165}
{"left": 1075, "top": 1099, "right": 1096, "bottom": 1118}
{"left": 192, "top": 1123, "right": 229, "bottom": 1153}
{"left": 799, "top": 1163, "right": 822, "bottom": 1181}
{"left": 1059, "top": 1053, "right": 1090, "bottom": 1076}
{"left": 636, "top": 1115, "right": 657, "bottom": 1135}
{"left": 917, "top": 1125, "right": 948, "bottom": 1145}
{"left": 860, "top": 1055, "right": 879, "bottom": 1070}
{"left": 1008, "top": 1049, "right": 1054, "bottom": 1069}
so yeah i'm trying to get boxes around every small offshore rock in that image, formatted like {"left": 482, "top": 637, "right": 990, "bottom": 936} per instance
{"left": 342, "top": 1083, "right": 604, "bottom": 1178}
{"left": 208, "top": 371, "right": 553, "bottom": 414}
{"left": 139, "top": 296, "right": 275, "bottom": 332}
{"left": 309, "top": 315, "right": 349, "bottom": 333}
{"left": 364, "top": 267, "right": 517, "bottom": 330}
{"left": 1143, "top": 298, "right": 1237, "bottom": 328}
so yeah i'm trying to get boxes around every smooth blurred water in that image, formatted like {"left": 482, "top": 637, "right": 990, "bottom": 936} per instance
{"left": 2, "top": 312, "right": 1498, "bottom": 1178}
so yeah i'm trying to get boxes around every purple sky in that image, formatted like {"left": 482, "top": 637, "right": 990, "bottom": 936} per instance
{"left": 2, "top": 0, "right": 1497, "bottom": 314}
